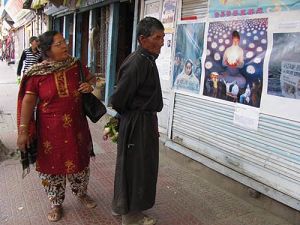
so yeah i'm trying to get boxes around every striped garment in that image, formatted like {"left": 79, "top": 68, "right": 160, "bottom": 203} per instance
{"left": 17, "top": 48, "right": 42, "bottom": 76}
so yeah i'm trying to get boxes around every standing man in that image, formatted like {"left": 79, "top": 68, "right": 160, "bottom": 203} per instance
{"left": 111, "top": 17, "right": 164, "bottom": 225}
{"left": 17, "top": 36, "right": 42, "bottom": 83}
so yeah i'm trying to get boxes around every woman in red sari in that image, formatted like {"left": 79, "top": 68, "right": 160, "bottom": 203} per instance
{"left": 17, "top": 31, "right": 97, "bottom": 222}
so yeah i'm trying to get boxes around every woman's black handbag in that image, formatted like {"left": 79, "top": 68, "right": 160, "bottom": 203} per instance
{"left": 77, "top": 61, "right": 106, "bottom": 123}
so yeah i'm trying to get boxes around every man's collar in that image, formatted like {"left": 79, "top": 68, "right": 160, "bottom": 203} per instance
{"left": 138, "top": 47, "right": 158, "bottom": 61}
{"left": 29, "top": 47, "right": 40, "bottom": 53}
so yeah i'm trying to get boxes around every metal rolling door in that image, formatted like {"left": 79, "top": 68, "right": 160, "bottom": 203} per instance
{"left": 181, "top": 0, "right": 208, "bottom": 19}
{"left": 171, "top": 93, "right": 300, "bottom": 206}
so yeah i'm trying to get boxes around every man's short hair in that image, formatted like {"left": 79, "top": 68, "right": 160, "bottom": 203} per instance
{"left": 29, "top": 36, "right": 38, "bottom": 43}
{"left": 136, "top": 17, "right": 164, "bottom": 41}
{"left": 232, "top": 31, "right": 240, "bottom": 39}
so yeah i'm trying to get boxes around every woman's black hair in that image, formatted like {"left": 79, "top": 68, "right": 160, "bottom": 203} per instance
{"left": 38, "top": 30, "right": 60, "bottom": 58}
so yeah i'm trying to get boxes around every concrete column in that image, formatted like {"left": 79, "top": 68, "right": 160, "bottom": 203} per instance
{"left": 63, "top": 15, "right": 66, "bottom": 38}
{"left": 72, "top": 12, "right": 76, "bottom": 57}
{"left": 131, "top": 0, "right": 139, "bottom": 52}
{"left": 88, "top": 10, "right": 93, "bottom": 68}
{"left": 104, "top": 2, "right": 119, "bottom": 106}
{"left": 36, "top": 13, "right": 39, "bottom": 35}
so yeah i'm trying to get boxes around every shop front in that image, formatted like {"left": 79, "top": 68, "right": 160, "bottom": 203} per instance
{"left": 45, "top": 0, "right": 135, "bottom": 106}
{"left": 160, "top": 0, "right": 300, "bottom": 210}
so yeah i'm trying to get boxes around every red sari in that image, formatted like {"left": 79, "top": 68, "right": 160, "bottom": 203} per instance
{"left": 22, "top": 63, "right": 93, "bottom": 175}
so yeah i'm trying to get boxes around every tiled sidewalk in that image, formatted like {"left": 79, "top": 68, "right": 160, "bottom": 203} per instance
{"left": 0, "top": 137, "right": 294, "bottom": 225}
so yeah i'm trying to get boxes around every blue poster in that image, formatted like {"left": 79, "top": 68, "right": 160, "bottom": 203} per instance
{"left": 209, "top": 0, "right": 300, "bottom": 18}
{"left": 204, "top": 18, "right": 268, "bottom": 108}
{"left": 173, "top": 23, "right": 205, "bottom": 94}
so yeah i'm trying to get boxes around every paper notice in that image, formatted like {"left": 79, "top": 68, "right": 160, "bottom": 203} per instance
{"left": 233, "top": 106, "right": 259, "bottom": 130}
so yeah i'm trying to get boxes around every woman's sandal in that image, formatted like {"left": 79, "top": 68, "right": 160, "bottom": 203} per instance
{"left": 78, "top": 194, "right": 97, "bottom": 209}
{"left": 47, "top": 205, "right": 63, "bottom": 222}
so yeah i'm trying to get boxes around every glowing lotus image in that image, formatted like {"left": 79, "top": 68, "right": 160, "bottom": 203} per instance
{"left": 204, "top": 18, "right": 267, "bottom": 108}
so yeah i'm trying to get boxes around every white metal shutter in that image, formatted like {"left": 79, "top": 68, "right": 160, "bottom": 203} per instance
{"left": 181, "top": 0, "right": 208, "bottom": 19}
{"left": 171, "top": 93, "right": 300, "bottom": 209}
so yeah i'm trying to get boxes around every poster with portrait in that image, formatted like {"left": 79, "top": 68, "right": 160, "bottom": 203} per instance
{"left": 172, "top": 22, "right": 205, "bottom": 94}
{"left": 209, "top": 0, "right": 300, "bottom": 18}
{"left": 268, "top": 32, "right": 300, "bottom": 99}
{"left": 144, "top": 0, "right": 161, "bottom": 19}
{"left": 204, "top": 18, "right": 268, "bottom": 108}
{"left": 157, "top": 33, "right": 173, "bottom": 80}
{"left": 161, "top": 0, "right": 177, "bottom": 32}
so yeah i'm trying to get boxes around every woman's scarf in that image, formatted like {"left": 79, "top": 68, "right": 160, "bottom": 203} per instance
{"left": 17, "top": 56, "right": 77, "bottom": 178}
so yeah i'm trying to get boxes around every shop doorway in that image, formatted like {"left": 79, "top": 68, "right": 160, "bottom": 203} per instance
{"left": 65, "top": 14, "right": 74, "bottom": 56}
{"left": 91, "top": 6, "right": 110, "bottom": 101}
{"left": 75, "top": 11, "right": 89, "bottom": 65}
{"left": 116, "top": 1, "right": 134, "bottom": 74}
{"left": 53, "top": 17, "right": 63, "bottom": 34}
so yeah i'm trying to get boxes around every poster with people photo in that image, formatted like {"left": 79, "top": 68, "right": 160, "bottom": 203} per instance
{"left": 204, "top": 18, "right": 268, "bottom": 108}
{"left": 161, "top": 0, "right": 177, "bottom": 31}
{"left": 268, "top": 32, "right": 300, "bottom": 99}
{"left": 172, "top": 22, "right": 205, "bottom": 94}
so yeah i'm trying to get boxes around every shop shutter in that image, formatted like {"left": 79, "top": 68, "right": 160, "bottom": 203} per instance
{"left": 170, "top": 93, "right": 300, "bottom": 210}
{"left": 181, "top": 0, "right": 208, "bottom": 20}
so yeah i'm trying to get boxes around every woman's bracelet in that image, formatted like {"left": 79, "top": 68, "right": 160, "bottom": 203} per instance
{"left": 19, "top": 124, "right": 28, "bottom": 128}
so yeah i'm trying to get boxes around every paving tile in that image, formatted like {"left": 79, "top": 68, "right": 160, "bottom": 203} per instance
{"left": 211, "top": 212, "right": 289, "bottom": 225}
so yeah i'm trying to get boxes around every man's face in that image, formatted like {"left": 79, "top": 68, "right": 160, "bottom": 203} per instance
{"left": 139, "top": 30, "right": 165, "bottom": 55}
{"left": 31, "top": 40, "right": 39, "bottom": 49}
{"left": 232, "top": 37, "right": 240, "bottom": 46}
{"left": 175, "top": 56, "right": 181, "bottom": 65}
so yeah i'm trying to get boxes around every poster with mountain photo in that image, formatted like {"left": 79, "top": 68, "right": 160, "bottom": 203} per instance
{"left": 268, "top": 32, "right": 300, "bottom": 99}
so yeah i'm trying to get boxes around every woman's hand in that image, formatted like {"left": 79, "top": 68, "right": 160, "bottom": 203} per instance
{"left": 17, "top": 133, "right": 31, "bottom": 152}
{"left": 78, "top": 82, "right": 94, "bottom": 93}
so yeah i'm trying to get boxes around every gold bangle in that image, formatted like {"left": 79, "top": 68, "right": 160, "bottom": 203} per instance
{"left": 19, "top": 124, "right": 28, "bottom": 127}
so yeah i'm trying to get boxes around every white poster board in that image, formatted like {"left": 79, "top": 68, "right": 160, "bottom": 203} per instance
{"left": 156, "top": 33, "right": 173, "bottom": 80}
{"left": 261, "top": 11, "right": 300, "bottom": 122}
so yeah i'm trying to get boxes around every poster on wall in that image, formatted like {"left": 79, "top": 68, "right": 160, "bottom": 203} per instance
{"left": 204, "top": 18, "right": 268, "bottom": 108}
{"left": 156, "top": 33, "right": 173, "bottom": 80}
{"left": 258, "top": 11, "right": 300, "bottom": 122}
{"left": 209, "top": 0, "right": 300, "bottom": 18}
{"left": 268, "top": 32, "right": 300, "bottom": 99}
{"left": 161, "top": 0, "right": 177, "bottom": 32}
{"left": 172, "top": 23, "right": 205, "bottom": 94}
{"left": 144, "top": 0, "right": 161, "bottom": 19}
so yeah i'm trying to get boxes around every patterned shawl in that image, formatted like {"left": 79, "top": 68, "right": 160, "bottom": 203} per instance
{"left": 17, "top": 56, "right": 78, "bottom": 178}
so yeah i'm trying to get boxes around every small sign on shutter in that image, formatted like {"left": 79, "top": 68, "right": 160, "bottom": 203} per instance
{"left": 233, "top": 106, "right": 259, "bottom": 130}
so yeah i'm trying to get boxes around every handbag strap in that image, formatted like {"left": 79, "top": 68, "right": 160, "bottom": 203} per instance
{"left": 77, "top": 60, "right": 85, "bottom": 82}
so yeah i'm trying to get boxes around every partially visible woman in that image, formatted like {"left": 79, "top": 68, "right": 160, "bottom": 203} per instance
{"left": 174, "top": 59, "right": 200, "bottom": 93}
{"left": 17, "top": 31, "right": 97, "bottom": 222}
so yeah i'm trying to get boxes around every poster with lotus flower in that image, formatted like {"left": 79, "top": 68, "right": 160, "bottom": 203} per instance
{"left": 204, "top": 18, "right": 268, "bottom": 108}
